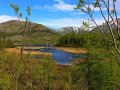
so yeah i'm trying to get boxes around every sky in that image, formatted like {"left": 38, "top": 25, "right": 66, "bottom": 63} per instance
{"left": 0, "top": 0, "right": 120, "bottom": 29}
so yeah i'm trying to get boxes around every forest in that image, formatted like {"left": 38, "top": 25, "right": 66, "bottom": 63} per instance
{"left": 0, "top": 0, "right": 120, "bottom": 90}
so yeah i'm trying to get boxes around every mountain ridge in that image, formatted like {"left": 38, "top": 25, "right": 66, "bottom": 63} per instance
{"left": 0, "top": 20, "right": 54, "bottom": 33}
{"left": 0, "top": 20, "right": 60, "bottom": 44}
{"left": 91, "top": 18, "right": 120, "bottom": 33}
{"left": 57, "top": 26, "right": 85, "bottom": 34}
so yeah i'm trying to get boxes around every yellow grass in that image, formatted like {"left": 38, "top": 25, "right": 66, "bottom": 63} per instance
{"left": 16, "top": 46, "right": 46, "bottom": 49}
{"left": 5, "top": 48, "right": 51, "bottom": 56}
{"left": 5, "top": 46, "right": 87, "bottom": 56}
{"left": 54, "top": 47, "right": 87, "bottom": 54}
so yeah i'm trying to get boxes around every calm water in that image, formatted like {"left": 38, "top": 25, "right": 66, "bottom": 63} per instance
{"left": 16, "top": 44, "right": 85, "bottom": 65}
{"left": 15, "top": 44, "right": 53, "bottom": 47}
{"left": 39, "top": 48, "right": 85, "bottom": 65}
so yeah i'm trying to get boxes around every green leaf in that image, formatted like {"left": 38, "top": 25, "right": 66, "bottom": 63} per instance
{"left": 82, "top": 9, "right": 86, "bottom": 12}
{"left": 75, "top": 5, "right": 80, "bottom": 9}
{"left": 111, "top": 9, "right": 115, "bottom": 14}
{"left": 14, "top": 5, "right": 19, "bottom": 13}
{"left": 93, "top": 1, "right": 100, "bottom": 7}
{"left": 20, "top": 13, "right": 22, "bottom": 17}
{"left": 27, "top": 6, "right": 31, "bottom": 15}
{"left": 87, "top": 7, "right": 91, "bottom": 11}
{"left": 28, "top": 6, "right": 31, "bottom": 11}
{"left": 10, "top": 3, "right": 14, "bottom": 8}
{"left": 75, "top": 0, "right": 85, "bottom": 10}
{"left": 83, "top": 21, "right": 88, "bottom": 27}
{"left": 79, "top": 0, "right": 84, "bottom": 4}
{"left": 10, "top": 3, "right": 19, "bottom": 14}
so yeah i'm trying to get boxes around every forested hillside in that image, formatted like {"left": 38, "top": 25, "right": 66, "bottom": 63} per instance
{"left": 0, "top": 0, "right": 120, "bottom": 90}
{"left": 0, "top": 20, "right": 60, "bottom": 44}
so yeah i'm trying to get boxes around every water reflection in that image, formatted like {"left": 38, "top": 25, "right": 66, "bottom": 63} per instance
{"left": 39, "top": 48, "right": 85, "bottom": 65}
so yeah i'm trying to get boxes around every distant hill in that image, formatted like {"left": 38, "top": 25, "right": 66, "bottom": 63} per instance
{"left": 0, "top": 20, "right": 54, "bottom": 33}
{"left": 57, "top": 27, "right": 85, "bottom": 34}
{"left": 0, "top": 20, "right": 60, "bottom": 44}
{"left": 91, "top": 18, "right": 120, "bottom": 33}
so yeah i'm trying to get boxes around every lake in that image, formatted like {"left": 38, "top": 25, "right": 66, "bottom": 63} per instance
{"left": 15, "top": 44, "right": 53, "bottom": 47}
{"left": 15, "top": 44, "right": 85, "bottom": 65}
{"left": 39, "top": 48, "right": 85, "bottom": 65}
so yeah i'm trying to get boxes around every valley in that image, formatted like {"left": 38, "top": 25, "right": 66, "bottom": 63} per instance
{"left": 0, "top": 1, "right": 120, "bottom": 90}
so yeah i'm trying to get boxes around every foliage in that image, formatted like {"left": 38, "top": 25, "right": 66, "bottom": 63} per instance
{"left": 75, "top": 0, "right": 120, "bottom": 62}
{"left": 0, "top": 31, "right": 15, "bottom": 50}
{"left": 57, "top": 31, "right": 120, "bottom": 89}
{"left": 0, "top": 1, "right": 120, "bottom": 90}
{"left": 57, "top": 32, "right": 108, "bottom": 48}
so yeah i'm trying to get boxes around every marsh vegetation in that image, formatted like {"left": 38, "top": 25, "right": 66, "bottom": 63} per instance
{"left": 0, "top": 0, "right": 120, "bottom": 90}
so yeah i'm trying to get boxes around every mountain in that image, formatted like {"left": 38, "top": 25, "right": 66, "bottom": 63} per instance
{"left": 0, "top": 20, "right": 54, "bottom": 33}
{"left": 91, "top": 18, "right": 120, "bottom": 33}
{"left": 0, "top": 20, "right": 60, "bottom": 44}
{"left": 57, "top": 27, "right": 85, "bottom": 34}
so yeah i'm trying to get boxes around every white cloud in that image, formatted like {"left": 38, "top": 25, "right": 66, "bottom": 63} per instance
{"left": 34, "top": 0, "right": 76, "bottom": 11}
{"left": 71, "top": 12, "right": 85, "bottom": 15}
{"left": 109, "top": 0, "right": 120, "bottom": 12}
{"left": 38, "top": 17, "right": 105, "bottom": 29}
{"left": 53, "top": 0, "right": 76, "bottom": 11}
{"left": 39, "top": 18, "right": 83, "bottom": 28}
{"left": 116, "top": 0, "right": 120, "bottom": 11}
{"left": 34, "top": 0, "right": 108, "bottom": 13}
{"left": 95, "top": 18, "right": 105, "bottom": 25}
{"left": 0, "top": 15, "right": 17, "bottom": 23}
{"left": 98, "top": 0, "right": 120, "bottom": 13}
{"left": 84, "top": 4, "right": 107, "bottom": 12}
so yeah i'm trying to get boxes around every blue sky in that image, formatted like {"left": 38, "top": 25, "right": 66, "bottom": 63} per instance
{"left": 0, "top": 0, "right": 120, "bottom": 29}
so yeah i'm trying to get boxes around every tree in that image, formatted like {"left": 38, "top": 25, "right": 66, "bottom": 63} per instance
{"left": 10, "top": 3, "right": 31, "bottom": 61}
{"left": 75, "top": 0, "right": 120, "bottom": 66}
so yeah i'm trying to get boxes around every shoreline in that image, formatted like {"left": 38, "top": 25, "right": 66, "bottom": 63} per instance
{"left": 5, "top": 46, "right": 86, "bottom": 66}
{"left": 5, "top": 46, "right": 87, "bottom": 56}
{"left": 5, "top": 48, "right": 51, "bottom": 56}
{"left": 16, "top": 46, "right": 87, "bottom": 54}
{"left": 54, "top": 47, "right": 87, "bottom": 54}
